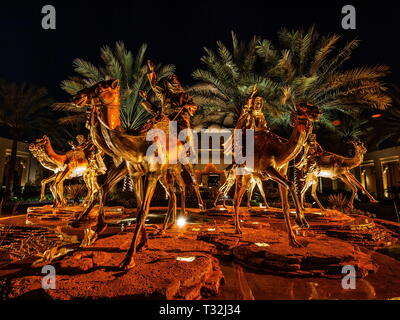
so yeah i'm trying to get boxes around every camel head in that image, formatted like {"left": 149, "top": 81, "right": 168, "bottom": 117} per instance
{"left": 72, "top": 80, "right": 121, "bottom": 129}
{"left": 29, "top": 135, "right": 50, "bottom": 158}
{"left": 351, "top": 139, "right": 367, "bottom": 154}
{"left": 295, "top": 103, "right": 321, "bottom": 122}
{"left": 28, "top": 142, "right": 38, "bottom": 154}
{"left": 290, "top": 103, "right": 321, "bottom": 132}
{"left": 73, "top": 79, "right": 120, "bottom": 108}
{"left": 30, "top": 135, "right": 49, "bottom": 150}
{"left": 92, "top": 79, "right": 120, "bottom": 106}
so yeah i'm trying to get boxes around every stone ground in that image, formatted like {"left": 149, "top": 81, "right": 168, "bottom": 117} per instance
{"left": 1, "top": 205, "right": 400, "bottom": 300}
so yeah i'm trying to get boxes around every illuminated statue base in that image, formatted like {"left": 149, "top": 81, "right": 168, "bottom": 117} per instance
{"left": 26, "top": 205, "right": 125, "bottom": 225}
{"left": 5, "top": 233, "right": 223, "bottom": 300}
{"left": 195, "top": 221, "right": 378, "bottom": 278}
{"left": 206, "top": 205, "right": 231, "bottom": 216}
{"left": 3, "top": 207, "right": 400, "bottom": 299}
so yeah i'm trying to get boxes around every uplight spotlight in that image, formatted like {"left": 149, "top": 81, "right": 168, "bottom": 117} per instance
{"left": 176, "top": 217, "right": 187, "bottom": 228}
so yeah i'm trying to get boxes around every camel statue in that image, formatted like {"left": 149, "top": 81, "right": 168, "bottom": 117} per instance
{"left": 71, "top": 76, "right": 203, "bottom": 269}
{"left": 29, "top": 135, "right": 102, "bottom": 207}
{"left": 232, "top": 103, "right": 321, "bottom": 247}
{"left": 214, "top": 86, "right": 270, "bottom": 209}
{"left": 139, "top": 60, "right": 205, "bottom": 212}
{"left": 296, "top": 137, "right": 378, "bottom": 210}
{"left": 71, "top": 63, "right": 204, "bottom": 235}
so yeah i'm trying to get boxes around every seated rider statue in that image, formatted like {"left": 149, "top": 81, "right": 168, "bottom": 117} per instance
{"left": 295, "top": 133, "right": 324, "bottom": 181}
{"left": 236, "top": 85, "right": 268, "bottom": 131}
{"left": 232, "top": 85, "right": 269, "bottom": 158}
{"left": 139, "top": 60, "right": 198, "bottom": 156}
{"left": 68, "top": 134, "right": 107, "bottom": 175}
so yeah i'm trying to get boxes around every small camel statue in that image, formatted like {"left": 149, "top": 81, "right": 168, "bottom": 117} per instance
{"left": 296, "top": 137, "right": 378, "bottom": 210}
{"left": 29, "top": 135, "right": 103, "bottom": 207}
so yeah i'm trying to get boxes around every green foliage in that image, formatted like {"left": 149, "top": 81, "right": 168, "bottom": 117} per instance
{"left": 368, "top": 85, "right": 400, "bottom": 148}
{"left": 190, "top": 31, "right": 280, "bottom": 117}
{"left": 61, "top": 41, "right": 175, "bottom": 131}
{"left": 327, "top": 193, "right": 349, "bottom": 211}
{"left": 0, "top": 80, "right": 54, "bottom": 137}
{"left": 257, "top": 27, "right": 391, "bottom": 129}
{"left": 191, "top": 28, "right": 391, "bottom": 132}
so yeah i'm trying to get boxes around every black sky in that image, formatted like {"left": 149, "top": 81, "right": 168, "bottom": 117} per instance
{"left": 0, "top": 1, "right": 399, "bottom": 101}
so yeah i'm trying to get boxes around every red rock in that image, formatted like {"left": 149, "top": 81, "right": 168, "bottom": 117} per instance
{"left": 5, "top": 234, "right": 224, "bottom": 300}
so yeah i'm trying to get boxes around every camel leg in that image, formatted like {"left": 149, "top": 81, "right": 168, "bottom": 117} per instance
{"left": 49, "top": 180, "right": 58, "bottom": 207}
{"left": 277, "top": 183, "right": 303, "bottom": 247}
{"left": 264, "top": 167, "right": 303, "bottom": 247}
{"left": 160, "top": 175, "right": 175, "bottom": 231}
{"left": 345, "top": 171, "right": 379, "bottom": 203}
{"left": 167, "top": 173, "right": 177, "bottom": 226}
{"left": 120, "top": 171, "right": 160, "bottom": 270}
{"left": 127, "top": 165, "right": 149, "bottom": 250}
{"left": 91, "top": 174, "right": 107, "bottom": 235}
{"left": 217, "top": 177, "right": 235, "bottom": 208}
{"left": 52, "top": 169, "right": 71, "bottom": 208}
{"left": 214, "top": 181, "right": 231, "bottom": 208}
{"left": 280, "top": 166, "right": 308, "bottom": 228}
{"left": 184, "top": 163, "right": 205, "bottom": 211}
{"left": 82, "top": 171, "right": 92, "bottom": 207}
{"left": 246, "top": 178, "right": 256, "bottom": 208}
{"left": 40, "top": 174, "right": 56, "bottom": 202}
{"left": 80, "top": 172, "right": 115, "bottom": 247}
{"left": 72, "top": 162, "right": 128, "bottom": 225}
{"left": 128, "top": 168, "right": 148, "bottom": 251}
{"left": 299, "top": 177, "right": 312, "bottom": 211}
{"left": 339, "top": 174, "right": 358, "bottom": 209}
{"left": 213, "top": 189, "right": 222, "bottom": 207}
{"left": 56, "top": 172, "right": 68, "bottom": 207}
{"left": 310, "top": 178, "right": 325, "bottom": 210}
{"left": 256, "top": 178, "right": 270, "bottom": 208}
{"left": 174, "top": 169, "right": 187, "bottom": 217}
{"left": 131, "top": 172, "right": 143, "bottom": 209}
{"left": 233, "top": 174, "right": 250, "bottom": 234}
{"left": 161, "top": 195, "right": 173, "bottom": 232}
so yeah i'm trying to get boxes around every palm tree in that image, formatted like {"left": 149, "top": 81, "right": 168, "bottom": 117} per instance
{"left": 256, "top": 26, "right": 391, "bottom": 128}
{"left": 368, "top": 85, "right": 400, "bottom": 149}
{"left": 191, "top": 28, "right": 391, "bottom": 129}
{"left": 60, "top": 41, "right": 175, "bottom": 131}
{"left": 316, "top": 110, "right": 372, "bottom": 156}
{"left": 0, "top": 80, "right": 53, "bottom": 199}
{"left": 190, "top": 32, "right": 280, "bottom": 118}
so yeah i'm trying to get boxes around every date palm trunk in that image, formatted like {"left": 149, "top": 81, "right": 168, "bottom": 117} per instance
{"left": 5, "top": 129, "right": 19, "bottom": 200}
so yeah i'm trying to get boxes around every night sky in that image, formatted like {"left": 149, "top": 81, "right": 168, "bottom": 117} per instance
{"left": 0, "top": 1, "right": 399, "bottom": 101}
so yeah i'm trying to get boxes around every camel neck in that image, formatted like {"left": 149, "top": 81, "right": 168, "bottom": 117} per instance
{"left": 99, "top": 96, "right": 121, "bottom": 130}
{"left": 44, "top": 141, "right": 67, "bottom": 165}
{"left": 284, "top": 118, "right": 310, "bottom": 162}
{"left": 342, "top": 147, "right": 364, "bottom": 168}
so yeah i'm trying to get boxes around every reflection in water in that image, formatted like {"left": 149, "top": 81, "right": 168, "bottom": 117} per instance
{"left": 209, "top": 253, "right": 400, "bottom": 300}
{"left": 234, "top": 263, "right": 254, "bottom": 300}
{"left": 378, "top": 245, "right": 400, "bottom": 261}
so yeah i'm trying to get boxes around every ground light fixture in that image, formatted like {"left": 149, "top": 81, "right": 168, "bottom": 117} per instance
{"left": 176, "top": 216, "right": 187, "bottom": 228}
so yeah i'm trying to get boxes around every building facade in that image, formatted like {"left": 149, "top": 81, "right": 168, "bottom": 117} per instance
{"left": 0, "top": 137, "right": 44, "bottom": 191}
{"left": 355, "top": 146, "right": 400, "bottom": 199}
